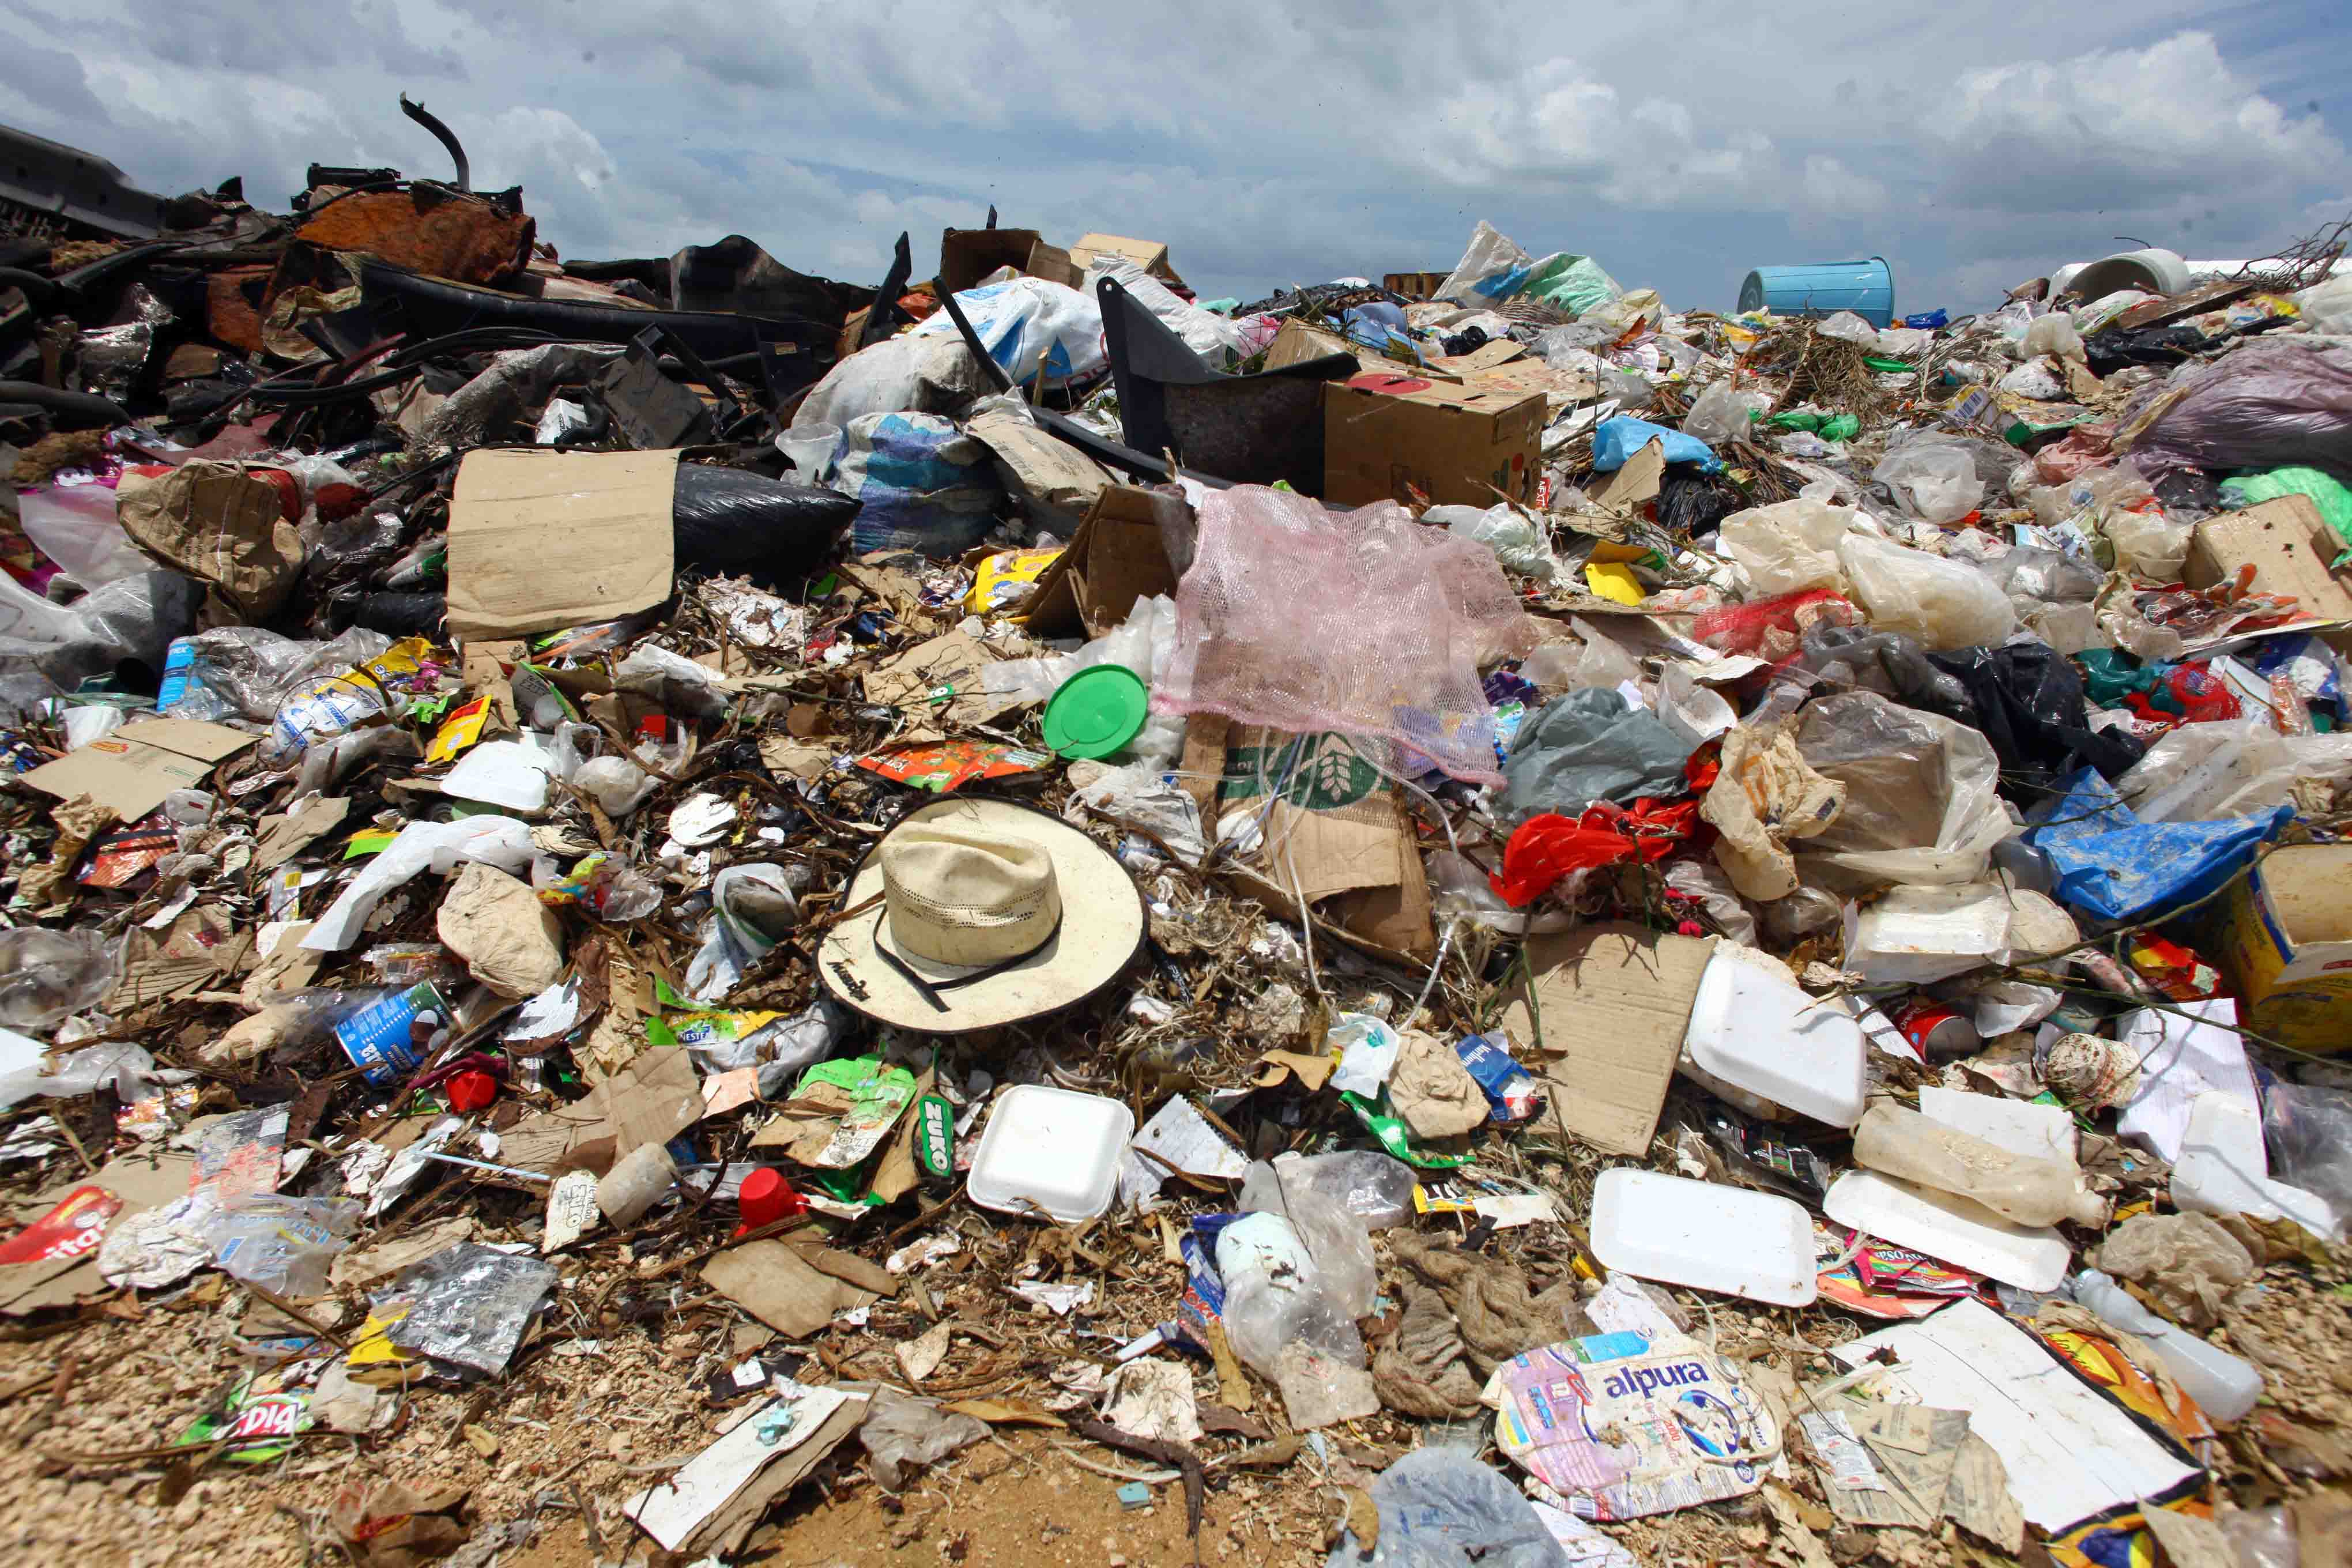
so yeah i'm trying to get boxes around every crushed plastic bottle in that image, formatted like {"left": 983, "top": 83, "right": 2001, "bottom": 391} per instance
{"left": 1852, "top": 1102, "right": 2108, "bottom": 1227}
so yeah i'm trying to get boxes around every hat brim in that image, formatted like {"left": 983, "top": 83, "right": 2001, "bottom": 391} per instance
{"left": 817, "top": 797, "right": 1147, "bottom": 1033}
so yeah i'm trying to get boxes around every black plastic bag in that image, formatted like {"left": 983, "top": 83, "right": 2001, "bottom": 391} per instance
{"left": 671, "top": 465, "right": 860, "bottom": 582}
{"left": 1928, "top": 642, "right": 2144, "bottom": 797}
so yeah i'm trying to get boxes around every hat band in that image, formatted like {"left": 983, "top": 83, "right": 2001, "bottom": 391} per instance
{"left": 870, "top": 909, "right": 1064, "bottom": 1013}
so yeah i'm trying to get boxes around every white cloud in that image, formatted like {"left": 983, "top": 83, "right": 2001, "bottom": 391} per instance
{"left": 0, "top": 1, "right": 2343, "bottom": 314}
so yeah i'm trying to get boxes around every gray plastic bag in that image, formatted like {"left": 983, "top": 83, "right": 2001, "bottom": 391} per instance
{"left": 1326, "top": 1447, "right": 1569, "bottom": 1567}
{"left": 1499, "top": 688, "right": 1689, "bottom": 824}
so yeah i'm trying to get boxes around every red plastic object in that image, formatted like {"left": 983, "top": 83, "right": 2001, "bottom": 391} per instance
{"left": 736, "top": 1167, "right": 806, "bottom": 1232}
{"left": 1491, "top": 798, "right": 1698, "bottom": 907}
{"left": 1690, "top": 589, "right": 1862, "bottom": 656}
{"left": 445, "top": 1069, "right": 498, "bottom": 1113}
{"left": 2166, "top": 665, "right": 2241, "bottom": 723}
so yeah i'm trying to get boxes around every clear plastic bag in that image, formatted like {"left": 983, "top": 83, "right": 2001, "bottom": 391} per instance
{"left": 1794, "top": 691, "right": 2011, "bottom": 888}
{"left": 1681, "top": 382, "right": 1771, "bottom": 446}
{"left": 1325, "top": 1446, "right": 1567, "bottom": 1568}
{"left": 0, "top": 928, "right": 123, "bottom": 1030}
{"left": 0, "top": 1038, "right": 157, "bottom": 1110}
{"left": 1718, "top": 496, "right": 1854, "bottom": 595}
{"left": 1835, "top": 533, "right": 2016, "bottom": 650}
{"left": 1213, "top": 1211, "right": 1366, "bottom": 1379}
{"left": 1253, "top": 1150, "right": 1420, "bottom": 1230}
{"left": 204, "top": 1194, "right": 363, "bottom": 1296}
{"left": 2113, "top": 718, "right": 2352, "bottom": 821}
{"left": 2103, "top": 504, "right": 2192, "bottom": 583}
{"left": 2261, "top": 1080, "right": 2352, "bottom": 1232}
{"left": 860, "top": 1389, "right": 989, "bottom": 1491}
{"left": 1240, "top": 1158, "right": 1377, "bottom": 1316}
{"left": 1872, "top": 433, "right": 1985, "bottom": 523}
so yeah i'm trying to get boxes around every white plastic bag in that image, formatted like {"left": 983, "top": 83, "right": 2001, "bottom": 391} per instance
{"left": 1430, "top": 503, "right": 1559, "bottom": 585}
{"left": 1795, "top": 691, "right": 2013, "bottom": 888}
{"left": 2104, "top": 506, "right": 2192, "bottom": 583}
{"left": 1815, "top": 312, "right": 1880, "bottom": 349}
{"left": 1681, "top": 382, "right": 1770, "bottom": 447}
{"left": 2023, "top": 315, "right": 2084, "bottom": 360}
{"left": 1718, "top": 497, "right": 1854, "bottom": 594}
{"left": 1835, "top": 533, "right": 2016, "bottom": 650}
{"left": 2291, "top": 272, "right": 2352, "bottom": 335}
{"left": 1872, "top": 435, "right": 1985, "bottom": 524}
{"left": 1087, "top": 257, "right": 1250, "bottom": 363}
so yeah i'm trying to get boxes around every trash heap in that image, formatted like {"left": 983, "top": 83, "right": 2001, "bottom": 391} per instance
{"left": 2, "top": 119, "right": 2350, "bottom": 1568}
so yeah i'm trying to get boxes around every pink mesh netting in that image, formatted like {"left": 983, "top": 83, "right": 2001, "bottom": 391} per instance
{"left": 1155, "top": 486, "right": 1533, "bottom": 785}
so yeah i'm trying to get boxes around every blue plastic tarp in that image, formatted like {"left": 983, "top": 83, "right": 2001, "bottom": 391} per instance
{"left": 2025, "top": 767, "right": 2290, "bottom": 924}
{"left": 1592, "top": 417, "right": 1721, "bottom": 474}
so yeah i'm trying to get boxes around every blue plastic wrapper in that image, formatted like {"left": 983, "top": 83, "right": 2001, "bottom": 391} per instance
{"left": 2026, "top": 767, "right": 2291, "bottom": 923}
{"left": 1592, "top": 417, "right": 1721, "bottom": 474}
{"left": 1454, "top": 1032, "right": 1542, "bottom": 1124}
{"left": 1169, "top": 1213, "right": 1246, "bottom": 1353}
{"left": 1904, "top": 310, "right": 1950, "bottom": 330}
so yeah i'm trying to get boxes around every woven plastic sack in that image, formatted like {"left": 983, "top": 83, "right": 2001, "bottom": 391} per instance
{"left": 836, "top": 412, "right": 1002, "bottom": 557}
{"left": 1156, "top": 486, "right": 1532, "bottom": 785}
{"left": 910, "top": 276, "right": 1104, "bottom": 393}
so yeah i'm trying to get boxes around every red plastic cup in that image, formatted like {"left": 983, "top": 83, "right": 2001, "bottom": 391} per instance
{"left": 446, "top": 1069, "right": 498, "bottom": 1113}
{"left": 737, "top": 1167, "right": 805, "bottom": 1232}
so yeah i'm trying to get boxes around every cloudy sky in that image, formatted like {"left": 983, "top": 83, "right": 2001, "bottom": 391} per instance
{"left": 3, "top": 1, "right": 2345, "bottom": 315}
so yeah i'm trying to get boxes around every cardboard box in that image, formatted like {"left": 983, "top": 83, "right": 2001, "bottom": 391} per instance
{"left": 936, "top": 228, "right": 1080, "bottom": 295}
{"left": 1494, "top": 922, "right": 1715, "bottom": 1156}
{"left": 1181, "top": 718, "right": 1436, "bottom": 965}
{"left": 2210, "top": 842, "right": 2352, "bottom": 1053}
{"left": 2184, "top": 496, "right": 2352, "bottom": 637}
{"left": 1068, "top": 232, "right": 1179, "bottom": 285}
{"left": 1018, "top": 484, "right": 1188, "bottom": 638}
{"left": 1264, "top": 318, "right": 1441, "bottom": 382}
{"left": 446, "top": 448, "right": 679, "bottom": 639}
{"left": 1321, "top": 371, "right": 1543, "bottom": 509}
{"left": 22, "top": 717, "right": 255, "bottom": 820}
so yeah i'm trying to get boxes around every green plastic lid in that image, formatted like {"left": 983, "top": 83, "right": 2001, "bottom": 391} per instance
{"left": 1042, "top": 665, "right": 1149, "bottom": 759}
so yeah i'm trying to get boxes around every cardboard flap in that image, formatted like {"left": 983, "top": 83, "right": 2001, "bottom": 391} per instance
{"left": 446, "top": 448, "right": 679, "bottom": 639}
{"left": 1498, "top": 922, "right": 1715, "bottom": 1156}
{"left": 22, "top": 718, "right": 257, "bottom": 820}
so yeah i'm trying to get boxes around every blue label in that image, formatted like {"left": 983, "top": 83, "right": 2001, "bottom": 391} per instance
{"left": 334, "top": 981, "right": 450, "bottom": 1087}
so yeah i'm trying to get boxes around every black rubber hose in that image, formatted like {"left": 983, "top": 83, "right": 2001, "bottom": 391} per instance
{"left": 0, "top": 381, "right": 129, "bottom": 427}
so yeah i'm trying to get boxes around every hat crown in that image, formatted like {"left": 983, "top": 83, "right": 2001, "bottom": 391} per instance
{"left": 881, "top": 824, "right": 1061, "bottom": 966}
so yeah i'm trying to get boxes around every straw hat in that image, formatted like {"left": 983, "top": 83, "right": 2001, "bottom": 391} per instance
{"left": 817, "top": 797, "right": 1146, "bottom": 1032}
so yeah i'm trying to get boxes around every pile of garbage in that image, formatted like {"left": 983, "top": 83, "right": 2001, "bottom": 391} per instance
{"left": 2, "top": 110, "right": 2350, "bottom": 1568}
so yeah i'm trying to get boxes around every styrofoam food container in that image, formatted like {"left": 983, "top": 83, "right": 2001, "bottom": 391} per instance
{"left": 966, "top": 1083, "right": 1135, "bottom": 1223}
{"left": 1825, "top": 1170, "right": 2070, "bottom": 1291}
{"left": 1680, "top": 949, "right": 1865, "bottom": 1127}
{"left": 1590, "top": 1167, "right": 1818, "bottom": 1307}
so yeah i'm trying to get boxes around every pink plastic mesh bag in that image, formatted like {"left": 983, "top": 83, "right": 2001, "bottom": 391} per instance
{"left": 1156, "top": 486, "right": 1533, "bottom": 785}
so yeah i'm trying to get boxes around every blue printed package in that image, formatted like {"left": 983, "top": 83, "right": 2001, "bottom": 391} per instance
{"left": 334, "top": 981, "right": 453, "bottom": 1088}
{"left": 1171, "top": 1213, "right": 1241, "bottom": 1352}
{"left": 1454, "top": 1031, "right": 1542, "bottom": 1124}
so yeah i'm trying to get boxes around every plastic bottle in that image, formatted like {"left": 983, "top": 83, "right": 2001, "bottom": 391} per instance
{"left": 1852, "top": 1103, "right": 2108, "bottom": 1227}
{"left": 2069, "top": 1268, "right": 2262, "bottom": 1423}
{"left": 1212, "top": 1211, "right": 1366, "bottom": 1381}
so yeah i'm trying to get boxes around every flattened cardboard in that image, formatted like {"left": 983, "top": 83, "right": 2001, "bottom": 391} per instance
{"left": 1020, "top": 484, "right": 1186, "bottom": 638}
{"left": 702, "top": 1239, "right": 876, "bottom": 1338}
{"left": 503, "top": 1043, "right": 703, "bottom": 1174}
{"left": 965, "top": 402, "right": 1114, "bottom": 526}
{"left": 1496, "top": 922, "right": 1716, "bottom": 1157}
{"left": 1265, "top": 319, "right": 1442, "bottom": 382}
{"left": 1322, "top": 372, "right": 1542, "bottom": 509}
{"left": 446, "top": 448, "right": 679, "bottom": 639}
{"left": 0, "top": 1143, "right": 198, "bottom": 1314}
{"left": 1586, "top": 438, "right": 1667, "bottom": 513}
{"left": 2184, "top": 495, "right": 2352, "bottom": 639}
{"left": 22, "top": 717, "right": 256, "bottom": 821}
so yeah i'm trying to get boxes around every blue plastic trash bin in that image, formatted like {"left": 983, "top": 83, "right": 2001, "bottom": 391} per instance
{"left": 1737, "top": 258, "right": 1894, "bottom": 328}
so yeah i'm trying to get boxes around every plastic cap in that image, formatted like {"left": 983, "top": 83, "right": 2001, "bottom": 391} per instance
{"left": 1042, "top": 665, "right": 1149, "bottom": 760}
{"left": 446, "top": 1070, "right": 497, "bottom": 1113}
{"left": 737, "top": 1166, "right": 805, "bottom": 1230}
